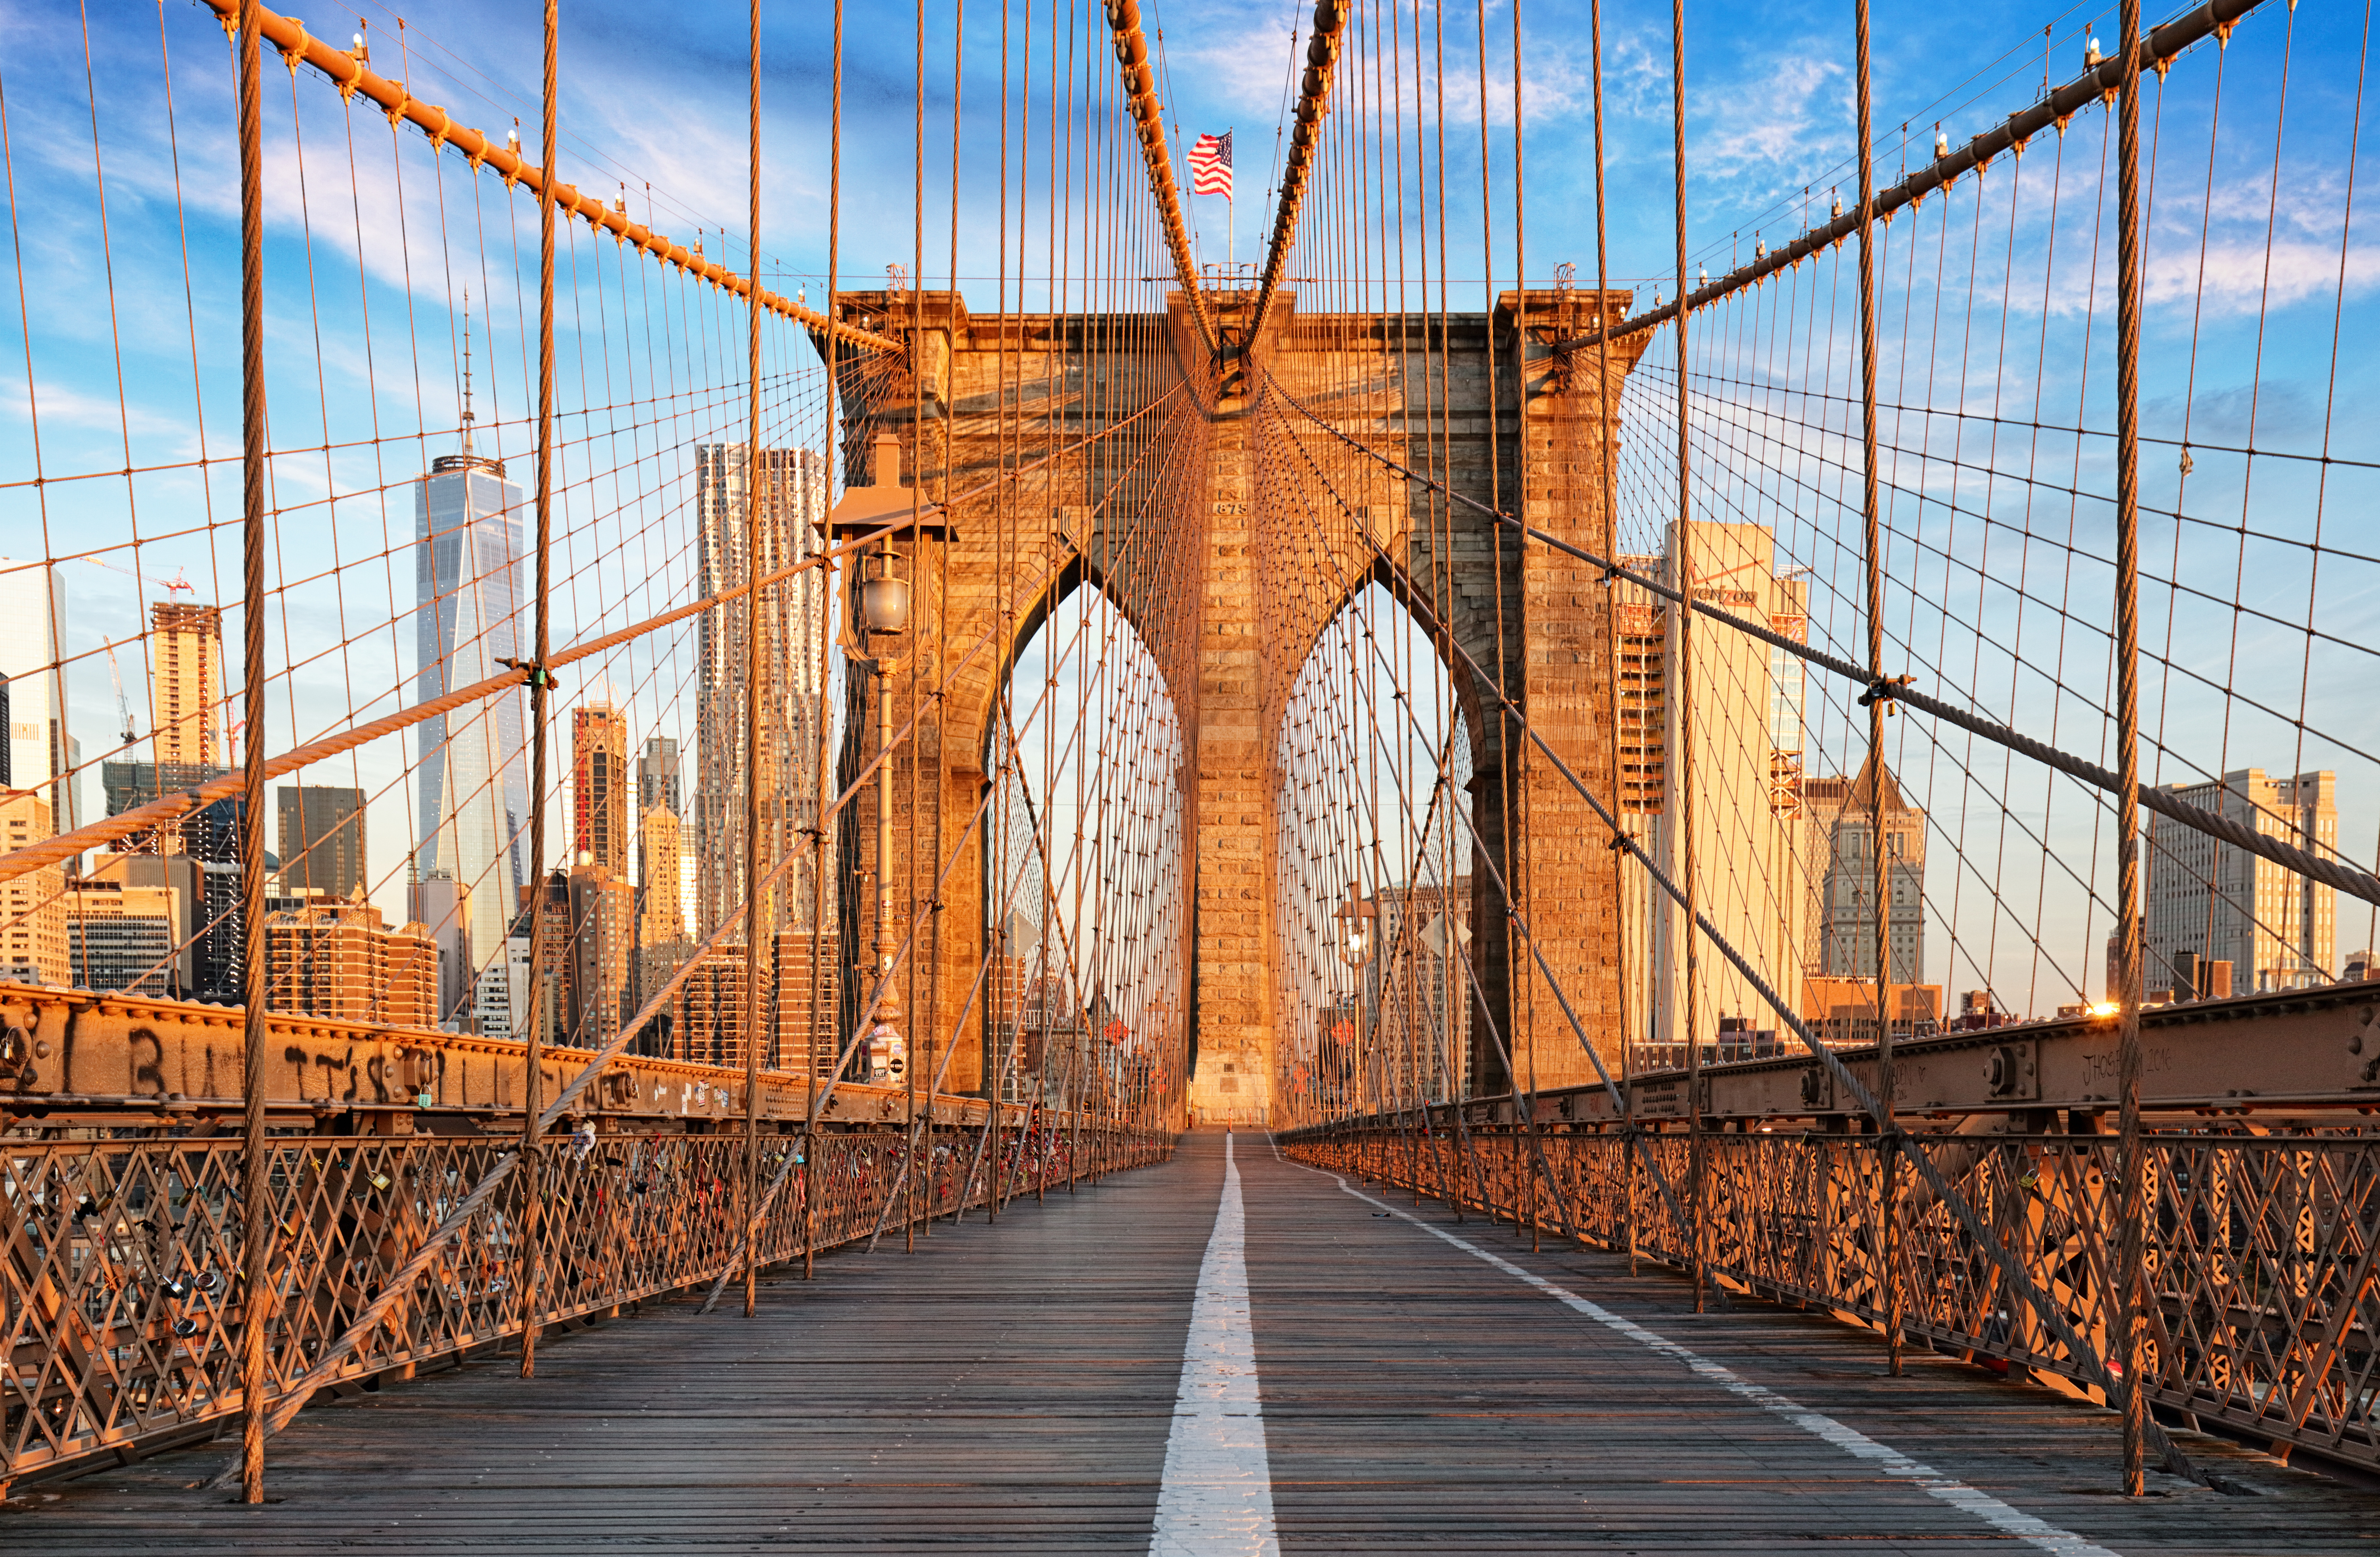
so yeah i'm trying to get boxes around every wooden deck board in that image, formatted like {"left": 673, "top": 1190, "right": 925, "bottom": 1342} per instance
{"left": 4, "top": 1130, "right": 2372, "bottom": 1552}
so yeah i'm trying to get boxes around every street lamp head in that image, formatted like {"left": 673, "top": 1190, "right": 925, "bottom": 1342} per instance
{"left": 1333, "top": 894, "right": 1376, "bottom": 968}
{"left": 859, "top": 550, "right": 911, "bottom": 635}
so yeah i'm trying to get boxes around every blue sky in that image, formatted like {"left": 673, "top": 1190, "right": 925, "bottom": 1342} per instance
{"left": 11, "top": 0, "right": 2345, "bottom": 300}
{"left": 2, "top": 0, "right": 2371, "bottom": 1006}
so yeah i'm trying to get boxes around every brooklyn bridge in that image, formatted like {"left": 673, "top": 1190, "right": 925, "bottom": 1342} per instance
{"left": 1, "top": 0, "right": 2376, "bottom": 1546}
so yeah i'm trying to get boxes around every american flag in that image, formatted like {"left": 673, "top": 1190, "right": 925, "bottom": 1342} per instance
{"left": 1188, "top": 131, "right": 1232, "bottom": 198}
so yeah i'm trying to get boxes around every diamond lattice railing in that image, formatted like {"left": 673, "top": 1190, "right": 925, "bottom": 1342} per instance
{"left": 2, "top": 1125, "right": 1171, "bottom": 1482}
{"left": 1288, "top": 1128, "right": 2380, "bottom": 1472}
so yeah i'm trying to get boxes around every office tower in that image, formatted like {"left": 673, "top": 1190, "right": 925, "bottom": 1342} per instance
{"left": 1800, "top": 973, "right": 1943, "bottom": 1043}
{"left": 176, "top": 795, "right": 247, "bottom": 1002}
{"left": 637, "top": 802, "right": 686, "bottom": 947}
{"left": 409, "top": 871, "right": 473, "bottom": 1028}
{"left": 636, "top": 734, "right": 695, "bottom": 962}
{"left": 82, "top": 828, "right": 250, "bottom": 1001}
{"left": 1362, "top": 877, "right": 1472, "bottom": 1107}
{"left": 2147, "top": 768, "right": 2338, "bottom": 994}
{"left": 1611, "top": 575, "right": 1666, "bottom": 1056}
{"left": 150, "top": 600, "right": 226, "bottom": 767}
{"left": 81, "top": 851, "right": 202, "bottom": 994}
{"left": 259, "top": 900, "right": 436, "bottom": 1026}
{"left": 0, "top": 559, "right": 76, "bottom": 832}
{"left": 414, "top": 446, "right": 531, "bottom": 984}
{"left": 279, "top": 785, "right": 367, "bottom": 899}
{"left": 473, "top": 958, "right": 514, "bottom": 1039}
{"left": 102, "top": 758, "right": 232, "bottom": 878}
{"left": 1800, "top": 752, "right": 1927, "bottom": 985}
{"left": 572, "top": 703, "right": 630, "bottom": 874}
{"left": 1614, "top": 587, "right": 1667, "bottom": 818}
{"left": 63, "top": 875, "right": 178, "bottom": 994}
{"left": 0, "top": 789, "right": 68, "bottom": 986}
{"left": 1635, "top": 522, "right": 1811, "bottom": 1049}
{"left": 515, "top": 869, "right": 582, "bottom": 1045}
{"left": 630, "top": 941, "right": 691, "bottom": 1055}
{"left": 639, "top": 735, "right": 681, "bottom": 813}
{"left": 691, "top": 444, "right": 829, "bottom": 939}
{"left": 476, "top": 912, "right": 534, "bottom": 1041}
{"left": 774, "top": 927, "right": 839, "bottom": 1076}
{"left": 658, "top": 942, "right": 753, "bottom": 1067}
{"left": 567, "top": 858, "right": 633, "bottom": 1050}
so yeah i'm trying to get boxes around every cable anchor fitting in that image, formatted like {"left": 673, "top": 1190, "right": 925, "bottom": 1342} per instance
{"left": 497, "top": 657, "right": 562, "bottom": 692}
{"left": 1856, "top": 674, "right": 1915, "bottom": 711}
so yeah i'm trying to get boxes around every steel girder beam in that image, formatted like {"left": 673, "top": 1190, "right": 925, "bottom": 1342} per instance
{"left": 0, "top": 981, "right": 1040, "bottom": 1135}
{"left": 1358, "top": 981, "right": 2380, "bottom": 1128}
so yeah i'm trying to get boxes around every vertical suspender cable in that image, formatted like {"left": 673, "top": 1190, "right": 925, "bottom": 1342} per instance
{"left": 1586, "top": 0, "right": 1635, "bottom": 1274}
{"left": 739, "top": 0, "right": 766, "bottom": 1318}
{"left": 2113, "top": 0, "right": 2149, "bottom": 1499}
{"left": 902, "top": 0, "right": 923, "bottom": 1232}
{"left": 1667, "top": 0, "right": 1704, "bottom": 1314}
{"left": 234, "top": 0, "right": 272, "bottom": 1506}
{"left": 519, "top": 0, "right": 560, "bottom": 1381}
{"left": 1502, "top": 0, "right": 1543, "bottom": 1249}
{"left": 804, "top": 0, "right": 845, "bottom": 1285}
{"left": 926, "top": 0, "right": 968, "bottom": 1244}
{"left": 1850, "top": 0, "right": 1904, "bottom": 1377}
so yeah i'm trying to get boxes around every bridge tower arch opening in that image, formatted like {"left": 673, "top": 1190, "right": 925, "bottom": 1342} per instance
{"left": 1268, "top": 577, "right": 1483, "bottom": 1130}
{"left": 980, "top": 575, "right": 1189, "bottom": 1124}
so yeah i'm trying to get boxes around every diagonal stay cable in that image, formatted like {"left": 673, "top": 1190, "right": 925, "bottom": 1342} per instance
{"left": 1261, "top": 375, "right": 2215, "bottom": 1484}
{"left": 192, "top": 0, "right": 901, "bottom": 352}
{"left": 1316, "top": 496, "right": 2217, "bottom": 1484}
{"left": 1267, "top": 381, "right": 2380, "bottom": 909}
{"left": 0, "top": 384, "right": 1187, "bottom": 885}
{"left": 226, "top": 393, "right": 1201, "bottom": 1449}
{"left": 1550, "top": 0, "right": 2269, "bottom": 354}
{"left": 1258, "top": 385, "right": 1689, "bottom": 1240}
{"left": 694, "top": 394, "right": 1209, "bottom": 1297}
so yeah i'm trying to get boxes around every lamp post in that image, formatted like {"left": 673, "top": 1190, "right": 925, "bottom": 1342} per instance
{"left": 1334, "top": 894, "right": 1375, "bottom": 1123}
{"left": 858, "top": 548, "right": 909, "bottom": 1088}
{"left": 815, "top": 431, "right": 949, "bottom": 1093}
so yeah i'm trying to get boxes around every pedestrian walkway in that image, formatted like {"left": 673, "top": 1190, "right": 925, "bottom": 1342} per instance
{"left": 5, "top": 1130, "right": 2370, "bottom": 1553}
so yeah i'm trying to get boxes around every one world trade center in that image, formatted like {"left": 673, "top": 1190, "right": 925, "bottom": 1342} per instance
{"left": 414, "top": 441, "right": 531, "bottom": 986}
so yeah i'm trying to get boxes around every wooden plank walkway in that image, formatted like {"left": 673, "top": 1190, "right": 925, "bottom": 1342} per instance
{"left": 5, "top": 1129, "right": 2374, "bottom": 1552}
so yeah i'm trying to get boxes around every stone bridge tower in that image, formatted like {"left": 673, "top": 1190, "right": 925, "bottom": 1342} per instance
{"left": 822, "top": 284, "right": 1645, "bottom": 1122}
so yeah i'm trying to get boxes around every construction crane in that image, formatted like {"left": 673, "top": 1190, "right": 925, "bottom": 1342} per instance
{"left": 104, "top": 644, "right": 136, "bottom": 748}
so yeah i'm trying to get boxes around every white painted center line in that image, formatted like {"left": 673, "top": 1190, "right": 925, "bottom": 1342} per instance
{"left": 1150, "top": 1134, "right": 1280, "bottom": 1557}
{"left": 1310, "top": 1160, "right": 2126, "bottom": 1557}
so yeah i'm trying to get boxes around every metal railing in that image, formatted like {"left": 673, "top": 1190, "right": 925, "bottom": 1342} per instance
{"left": 1287, "top": 1125, "right": 2380, "bottom": 1472}
{"left": 4, "top": 1123, "right": 1172, "bottom": 1485}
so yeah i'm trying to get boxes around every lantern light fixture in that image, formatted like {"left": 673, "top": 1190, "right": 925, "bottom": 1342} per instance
{"left": 859, "top": 551, "right": 912, "bottom": 636}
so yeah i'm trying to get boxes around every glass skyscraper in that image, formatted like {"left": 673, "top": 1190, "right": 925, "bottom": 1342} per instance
{"left": 691, "top": 444, "right": 829, "bottom": 938}
{"left": 414, "top": 452, "right": 531, "bottom": 983}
